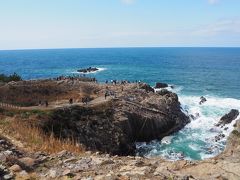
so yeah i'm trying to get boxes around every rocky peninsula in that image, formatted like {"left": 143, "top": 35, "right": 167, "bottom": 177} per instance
{"left": 0, "top": 77, "right": 240, "bottom": 179}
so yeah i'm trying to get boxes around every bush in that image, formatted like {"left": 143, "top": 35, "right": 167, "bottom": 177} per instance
{"left": 0, "top": 73, "right": 22, "bottom": 83}
{"left": 232, "top": 130, "right": 240, "bottom": 137}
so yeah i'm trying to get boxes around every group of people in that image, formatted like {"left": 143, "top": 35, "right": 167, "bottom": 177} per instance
{"left": 105, "top": 79, "right": 142, "bottom": 85}
{"left": 55, "top": 75, "right": 97, "bottom": 82}
{"left": 104, "top": 90, "right": 117, "bottom": 99}
{"left": 69, "top": 97, "right": 90, "bottom": 105}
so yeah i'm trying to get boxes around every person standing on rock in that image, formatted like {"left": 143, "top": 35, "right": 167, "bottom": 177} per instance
{"left": 105, "top": 91, "right": 108, "bottom": 100}
{"left": 45, "top": 100, "right": 48, "bottom": 107}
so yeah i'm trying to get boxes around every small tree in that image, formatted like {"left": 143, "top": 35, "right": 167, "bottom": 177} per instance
{"left": 0, "top": 73, "right": 22, "bottom": 82}
{"left": 8, "top": 72, "right": 22, "bottom": 82}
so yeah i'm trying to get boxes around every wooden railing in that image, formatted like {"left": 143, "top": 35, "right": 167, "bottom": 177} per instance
{"left": 0, "top": 102, "right": 22, "bottom": 110}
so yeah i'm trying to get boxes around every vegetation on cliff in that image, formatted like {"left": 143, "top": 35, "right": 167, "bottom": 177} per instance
{"left": 0, "top": 73, "right": 22, "bottom": 83}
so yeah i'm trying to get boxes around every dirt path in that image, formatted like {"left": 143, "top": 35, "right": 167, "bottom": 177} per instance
{"left": 0, "top": 95, "right": 112, "bottom": 111}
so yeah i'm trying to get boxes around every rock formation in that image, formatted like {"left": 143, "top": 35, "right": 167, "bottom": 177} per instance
{"left": 40, "top": 83, "right": 189, "bottom": 155}
{"left": 216, "top": 109, "right": 239, "bottom": 126}
{"left": 155, "top": 82, "right": 168, "bottom": 89}
{"left": 78, "top": 67, "right": 99, "bottom": 73}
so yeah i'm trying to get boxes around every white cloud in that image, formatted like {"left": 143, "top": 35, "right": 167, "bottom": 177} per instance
{"left": 121, "top": 0, "right": 135, "bottom": 5}
{"left": 192, "top": 18, "right": 240, "bottom": 36}
{"left": 208, "top": 0, "right": 219, "bottom": 4}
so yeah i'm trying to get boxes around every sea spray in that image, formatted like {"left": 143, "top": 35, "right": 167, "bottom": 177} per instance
{"left": 137, "top": 87, "right": 240, "bottom": 160}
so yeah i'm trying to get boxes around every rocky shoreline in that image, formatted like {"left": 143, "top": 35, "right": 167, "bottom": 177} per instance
{"left": 1, "top": 120, "right": 240, "bottom": 179}
{"left": 0, "top": 78, "right": 240, "bottom": 179}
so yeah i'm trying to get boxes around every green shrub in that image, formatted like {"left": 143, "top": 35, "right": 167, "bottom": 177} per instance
{"left": 0, "top": 73, "right": 22, "bottom": 83}
{"left": 232, "top": 130, "right": 240, "bottom": 137}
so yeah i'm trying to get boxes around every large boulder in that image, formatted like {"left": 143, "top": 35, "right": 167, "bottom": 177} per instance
{"left": 127, "top": 90, "right": 189, "bottom": 142}
{"left": 155, "top": 82, "right": 168, "bottom": 89}
{"left": 216, "top": 109, "right": 239, "bottom": 126}
{"left": 41, "top": 105, "right": 135, "bottom": 156}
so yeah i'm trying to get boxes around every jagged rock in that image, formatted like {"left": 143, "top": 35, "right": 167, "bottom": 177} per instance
{"left": 78, "top": 67, "right": 99, "bottom": 73}
{"left": 62, "top": 169, "right": 71, "bottom": 176}
{"left": 216, "top": 109, "right": 239, "bottom": 126}
{"left": 18, "top": 170, "right": 29, "bottom": 178}
{"left": 138, "top": 83, "right": 154, "bottom": 92}
{"left": 155, "top": 82, "right": 168, "bottom": 89}
{"left": 119, "top": 165, "right": 151, "bottom": 176}
{"left": 156, "top": 89, "right": 169, "bottom": 96}
{"left": 18, "top": 157, "right": 36, "bottom": 170}
{"left": 9, "top": 164, "right": 22, "bottom": 172}
{"left": 48, "top": 169, "right": 57, "bottom": 178}
{"left": 199, "top": 96, "right": 207, "bottom": 105}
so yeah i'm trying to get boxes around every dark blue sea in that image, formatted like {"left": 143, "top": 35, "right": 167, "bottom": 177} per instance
{"left": 1, "top": 47, "right": 240, "bottom": 160}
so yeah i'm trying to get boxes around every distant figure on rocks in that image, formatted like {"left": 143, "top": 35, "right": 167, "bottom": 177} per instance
{"left": 82, "top": 97, "right": 88, "bottom": 105}
{"left": 45, "top": 101, "right": 49, "bottom": 107}
{"left": 69, "top": 98, "right": 73, "bottom": 104}
{"left": 83, "top": 97, "right": 89, "bottom": 105}
{"left": 105, "top": 80, "right": 108, "bottom": 84}
{"left": 105, "top": 91, "right": 108, "bottom": 100}
{"left": 38, "top": 100, "right": 42, "bottom": 106}
{"left": 199, "top": 96, "right": 207, "bottom": 105}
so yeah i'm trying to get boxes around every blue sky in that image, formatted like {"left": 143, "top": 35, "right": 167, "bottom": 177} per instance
{"left": 0, "top": 0, "right": 240, "bottom": 49}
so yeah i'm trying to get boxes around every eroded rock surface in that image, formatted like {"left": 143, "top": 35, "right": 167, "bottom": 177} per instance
{"left": 40, "top": 83, "right": 189, "bottom": 155}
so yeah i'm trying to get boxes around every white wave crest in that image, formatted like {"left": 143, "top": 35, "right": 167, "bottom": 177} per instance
{"left": 138, "top": 92, "right": 240, "bottom": 160}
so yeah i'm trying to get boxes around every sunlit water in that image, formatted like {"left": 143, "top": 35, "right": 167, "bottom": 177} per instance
{"left": 1, "top": 47, "right": 240, "bottom": 160}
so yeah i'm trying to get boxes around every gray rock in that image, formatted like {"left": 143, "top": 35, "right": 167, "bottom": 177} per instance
{"left": 217, "top": 109, "right": 239, "bottom": 126}
{"left": 49, "top": 169, "right": 57, "bottom": 178}
{"left": 62, "top": 169, "right": 71, "bottom": 176}
{"left": 9, "top": 164, "right": 22, "bottom": 172}
{"left": 155, "top": 82, "right": 168, "bottom": 89}
{"left": 3, "top": 174, "right": 13, "bottom": 180}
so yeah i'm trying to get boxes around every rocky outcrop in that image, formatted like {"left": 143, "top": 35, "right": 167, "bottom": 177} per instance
{"left": 199, "top": 96, "right": 207, "bottom": 105}
{"left": 41, "top": 86, "right": 189, "bottom": 155}
{"left": 138, "top": 83, "right": 154, "bottom": 92}
{"left": 155, "top": 82, "right": 168, "bottom": 89}
{"left": 120, "top": 89, "right": 189, "bottom": 142}
{"left": 41, "top": 105, "right": 135, "bottom": 156}
{"left": 216, "top": 109, "right": 239, "bottom": 126}
{"left": 77, "top": 67, "right": 99, "bottom": 73}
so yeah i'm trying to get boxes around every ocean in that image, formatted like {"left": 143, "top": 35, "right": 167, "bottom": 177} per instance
{"left": 1, "top": 47, "right": 240, "bottom": 160}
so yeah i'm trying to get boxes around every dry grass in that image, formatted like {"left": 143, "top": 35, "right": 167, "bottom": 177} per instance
{"left": 0, "top": 117, "right": 84, "bottom": 154}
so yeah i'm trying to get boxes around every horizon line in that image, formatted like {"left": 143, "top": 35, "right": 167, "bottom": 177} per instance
{"left": 1, "top": 46, "right": 240, "bottom": 51}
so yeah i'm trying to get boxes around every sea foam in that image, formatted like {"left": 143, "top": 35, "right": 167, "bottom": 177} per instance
{"left": 137, "top": 86, "right": 240, "bottom": 160}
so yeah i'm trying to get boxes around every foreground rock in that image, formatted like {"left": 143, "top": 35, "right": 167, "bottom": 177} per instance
{"left": 216, "top": 109, "right": 239, "bottom": 126}
{"left": 2, "top": 124, "right": 240, "bottom": 180}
